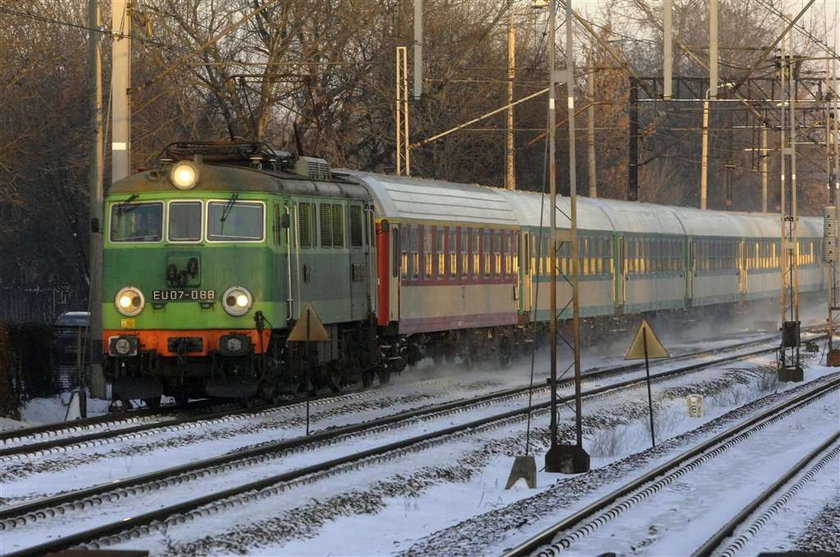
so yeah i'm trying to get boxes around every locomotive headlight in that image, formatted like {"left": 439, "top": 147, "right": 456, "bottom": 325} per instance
{"left": 222, "top": 286, "right": 253, "bottom": 316}
{"left": 114, "top": 286, "right": 145, "bottom": 317}
{"left": 169, "top": 160, "right": 199, "bottom": 190}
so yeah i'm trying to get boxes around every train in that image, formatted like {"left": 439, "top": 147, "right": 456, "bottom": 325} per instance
{"left": 102, "top": 141, "right": 824, "bottom": 406}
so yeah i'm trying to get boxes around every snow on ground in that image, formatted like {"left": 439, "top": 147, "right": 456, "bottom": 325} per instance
{"left": 4, "top": 326, "right": 837, "bottom": 556}
{"left": 90, "top": 354, "right": 837, "bottom": 556}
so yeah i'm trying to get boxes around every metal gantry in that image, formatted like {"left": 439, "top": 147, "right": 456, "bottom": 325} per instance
{"left": 395, "top": 46, "right": 410, "bottom": 176}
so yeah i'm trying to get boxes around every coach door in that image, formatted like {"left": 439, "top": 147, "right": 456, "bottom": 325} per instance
{"left": 521, "top": 231, "right": 532, "bottom": 309}
{"left": 615, "top": 236, "right": 626, "bottom": 309}
{"left": 738, "top": 240, "right": 748, "bottom": 297}
{"left": 686, "top": 238, "right": 695, "bottom": 306}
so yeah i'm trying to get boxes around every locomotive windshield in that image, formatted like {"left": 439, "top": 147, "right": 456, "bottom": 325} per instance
{"left": 110, "top": 202, "right": 163, "bottom": 242}
{"left": 207, "top": 200, "right": 264, "bottom": 241}
{"left": 168, "top": 201, "right": 201, "bottom": 242}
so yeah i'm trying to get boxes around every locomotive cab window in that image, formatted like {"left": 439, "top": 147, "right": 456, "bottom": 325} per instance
{"left": 207, "top": 200, "right": 264, "bottom": 242}
{"left": 168, "top": 201, "right": 202, "bottom": 242}
{"left": 110, "top": 201, "right": 163, "bottom": 242}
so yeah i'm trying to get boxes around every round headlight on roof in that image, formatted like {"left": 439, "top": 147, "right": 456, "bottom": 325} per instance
{"left": 114, "top": 286, "right": 145, "bottom": 317}
{"left": 169, "top": 160, "right": 199, "bottom": 190}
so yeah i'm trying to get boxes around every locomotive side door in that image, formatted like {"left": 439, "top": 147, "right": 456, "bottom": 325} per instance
{"left": 347, "top": 203, "right": 369, "bottom": 320}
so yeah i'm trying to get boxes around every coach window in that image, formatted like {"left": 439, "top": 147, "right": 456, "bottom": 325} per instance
{"left": 460, "top": 228, "right": 469, "bottom": 278}
{"left": 472, "top": 229, "right": 480, "bottom": 277}
{"left": 207, "top": 200, "right": 264, "bottom": 242}
{"left": 449, "top": 227, "right": 457, "bottom": 277}
{"left": 168, "top": 201, "right": 201, "bottom": 242}
{"left": 511, "top": 232, "right": 519, "bottom": 274}
{"left": 410, "top": 225, "right": 419, "bottom": 279}
{"left": 423, "top": 226, "right": 433, "bottom": 278}
{"left": 349, "top": 205, "right": 363, "bottom": 248}
{"left": 527, "top": 233, "right": 534, "bottom": 276}
{"left": 481, "top": 230, "right": 489, "bottom": 277}
{"left": 436, "top": 227, "right": 445, "bottom": 278}
{"left": 506, "top": 231, "right": 514, "bottom": 275}
{"left": 111, "top": 201, "right": 163, "bottom": 242}
{"left": 400, "top": 226, "right": 408, "bottom": 278}
{"left": 596, "top": 237, "right": 604, "bottom": 275}
{"left": 493, "top": 230, "right": 501, "bottom": 276}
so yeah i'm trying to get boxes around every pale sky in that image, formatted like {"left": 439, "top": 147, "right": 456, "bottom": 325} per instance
{"left": 571, "top": 0, "right": 839, "bottom": 83}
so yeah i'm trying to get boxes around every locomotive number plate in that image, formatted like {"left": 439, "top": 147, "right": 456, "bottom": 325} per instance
{"left": 152, "top": 289, "right": 216, "bottom": 302}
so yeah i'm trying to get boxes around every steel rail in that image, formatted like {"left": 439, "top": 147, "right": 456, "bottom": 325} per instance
{"left": 0, "top": 403, "right": 265, "bottom": 459}
{"left": 0, "top": 398, "right": 235, "bottom": 448}
{"left": 0, "top": 337, "right": 792, "bottom": 523}
{"left": 0, "top": 332, "right": 790, "bottom": 460}
{"left": 692, "top": 430, "right": 840, "bottom": 557}
{"left": 2, "top": 339, "right": 811, "bottom": 556}
{"left": 502, "top": 376, "right": 840, "bottom": 557}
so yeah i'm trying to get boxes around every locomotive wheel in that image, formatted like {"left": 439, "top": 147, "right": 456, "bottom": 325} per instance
{"left": 143, "top": 397, "right": 160, "bottom": 409}
{"left": 376, "top": 369, "right": 391, "bottom": 385}
{"left": 361, "top": 370, "right": 374, "bottom": 388}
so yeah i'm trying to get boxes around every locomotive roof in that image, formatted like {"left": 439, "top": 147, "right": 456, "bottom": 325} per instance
{"left": 109, "top": 163, "right": 371, "bottom": 201}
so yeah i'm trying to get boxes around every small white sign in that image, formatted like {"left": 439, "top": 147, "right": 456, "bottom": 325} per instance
{"left": 686, "top": 394, "right": 704, "bottom": 418}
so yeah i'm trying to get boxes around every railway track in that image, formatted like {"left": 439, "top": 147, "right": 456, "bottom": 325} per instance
{"left": 1, "top": 332, "right": 814, "bottom": 556}
{"left": 503, "top": 376, "right": 840, "bottom": 557}
{"left": 0, "top": 330, "right": 803, "bottom": 462}
{"left": 692, "top": 430, "right": 839, "bottom": 557}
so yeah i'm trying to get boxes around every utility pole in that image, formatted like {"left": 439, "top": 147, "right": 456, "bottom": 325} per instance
{"left": 505, "top": 7, "right": 516, "bottom": 190}
{"left": 761, "top": 118, "right": 768, "bottom": 213}
{"left": 700, "top": 89, "right": 711, "bottom": 209}
{"left": 545, "top": 0, "right": 589, "bottom": 475}
{"left": 112, "top": 0, "right": 131, "bottom": 181}
{"left": 413, "top": 0, "right": 423, "bottom": 100}
{"left": 662, "top": 0, "right": 672, "bottom": 100}
{"left": 825, "top": 52, "right": 840, "bottom": 365}
{"left": 628, "top": 78, "right": 639, "bottom": 201}
{"left": 87, "top": 0, "right": 104, "bottom": 405}
{"left": 777, "top": 30, "right": 802, "bottom": 382}
{"left": 587, "top": 51, "right": 596, "bottom": 197}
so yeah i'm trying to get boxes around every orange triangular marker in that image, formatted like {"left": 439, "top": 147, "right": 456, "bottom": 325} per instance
{"left": 287, "top": 302, "right": 330, "bottom": 342}
{"left": 625, "top": 319, "right": 669, "bottom": 360}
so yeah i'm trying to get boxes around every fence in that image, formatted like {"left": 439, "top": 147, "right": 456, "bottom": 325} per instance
{"left": 0, "top": 286, "right": 78, "bottom": 325}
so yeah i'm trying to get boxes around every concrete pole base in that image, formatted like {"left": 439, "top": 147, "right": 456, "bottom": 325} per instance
{"left": 545, "top": 444, "right": 590, "bottom": 474}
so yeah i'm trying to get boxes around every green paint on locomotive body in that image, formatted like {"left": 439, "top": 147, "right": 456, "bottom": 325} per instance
{"left": 102, "top": 161, "right": 372, "bottom": 332}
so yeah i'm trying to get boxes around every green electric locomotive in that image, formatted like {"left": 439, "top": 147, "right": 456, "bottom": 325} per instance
{"left": 103, "top": 142, "right": 384, "bottom": 406}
